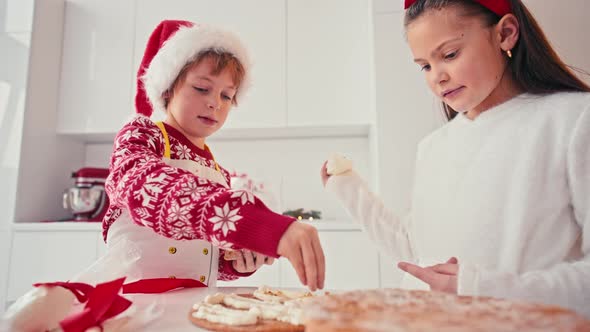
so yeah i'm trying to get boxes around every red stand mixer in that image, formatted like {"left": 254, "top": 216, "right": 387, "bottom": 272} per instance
{"left": 62, "top": 167, "right": 110, "bottom": 222}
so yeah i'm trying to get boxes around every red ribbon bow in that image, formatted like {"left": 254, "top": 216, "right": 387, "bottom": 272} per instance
{"left": 34, "top": 278, "right": 131, "bottom": 332}
{"left": 33, "top": 276, "right": 207, "bottom": 331}
{"left": 404, "top": 0, "right": 511, "bottom": 17}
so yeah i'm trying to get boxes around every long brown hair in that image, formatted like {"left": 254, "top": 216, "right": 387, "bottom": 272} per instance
{"left": 404, "top": 0, "right": 590, "bottom": 121}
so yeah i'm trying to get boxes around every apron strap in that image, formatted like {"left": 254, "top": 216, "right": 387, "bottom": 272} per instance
{"left": 156, "top": 121, "right": 222, "bottom": 172}
{"left": 204, "top": 144, "right": 221, "bottom": 172}
{"left": 155, "top": 121, "right": 171, "bottom": 158}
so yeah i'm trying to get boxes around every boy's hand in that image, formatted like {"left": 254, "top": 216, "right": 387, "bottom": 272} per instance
{"left": 398, "top": 257, "right": 459, "bottom": 294}
{"left": 277, "top": 222, "right": 325, "bottom": 291}
{"left": 230, "top": 250, "right": 275, "bottom": 273}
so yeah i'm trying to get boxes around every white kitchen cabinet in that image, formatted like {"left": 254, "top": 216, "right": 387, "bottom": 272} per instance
{"left": 286, "top": 0, "right": 374, "bottom": 126}
{"left": 56, "top": 0, "right": 136, "bottom": 134}
{"left": 5, "top": 222, "right": 372, "bottom": 302}
{"left": 281, "top": 230, "right": 380, "bottom": 290}
{"left": 133, "top": 0, "right": 287, "bottom": 129}
{"left": 55, "top": 0, "right": 375, "bottom": 136}
{"left": 6, "top": 230, "right": 99, "bottom": 301}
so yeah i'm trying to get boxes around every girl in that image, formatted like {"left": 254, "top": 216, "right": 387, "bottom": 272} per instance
{"left": 102, "top": 19, "right": 325, "bottom": 292}
{"left": 322, "top": 0, "right": 590, "bottom": 317}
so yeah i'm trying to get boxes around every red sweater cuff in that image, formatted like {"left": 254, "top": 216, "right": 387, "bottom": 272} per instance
{"left": 226, "top": 204, "right": 295, "bottom": 258}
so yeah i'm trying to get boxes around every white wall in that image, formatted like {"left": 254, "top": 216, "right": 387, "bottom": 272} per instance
{"left": 0, "top": 0, "right": 32, "bottom": 229}
{"left": 13, "top": 0, "right": 84, "bottom": 224}
{"left": 523, "top": 0, "right": 590, "bottom": 84}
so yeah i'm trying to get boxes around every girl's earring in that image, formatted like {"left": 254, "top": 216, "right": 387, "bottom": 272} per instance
{"left": 505, "top": 49, "right": 513, "bottom": 58}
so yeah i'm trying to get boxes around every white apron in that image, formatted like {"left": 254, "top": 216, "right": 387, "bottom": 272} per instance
{"left": 102, "top": 122, "right": 229, "bottom": 289}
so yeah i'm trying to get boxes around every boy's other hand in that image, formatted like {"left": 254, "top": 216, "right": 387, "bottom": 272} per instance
{"left": 231, "top": 250, "right": 275, "bottom": 273}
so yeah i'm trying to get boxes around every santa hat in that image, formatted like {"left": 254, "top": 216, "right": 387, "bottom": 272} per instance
{"left": 136, "top": 20, "right": 251, "bottom": 117}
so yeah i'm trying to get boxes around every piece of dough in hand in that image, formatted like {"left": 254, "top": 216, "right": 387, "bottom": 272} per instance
{"left": 326, "top": 153, "right": 353, "bottom": 175}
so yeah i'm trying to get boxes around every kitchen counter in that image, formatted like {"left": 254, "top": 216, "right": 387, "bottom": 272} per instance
{"left": 121, "top": 286, "right": 270, "bottom": 331}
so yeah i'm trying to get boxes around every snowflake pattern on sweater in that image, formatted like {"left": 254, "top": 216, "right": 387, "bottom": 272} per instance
{"left": 102, "top": 116, "right": 294, "bottom": 281}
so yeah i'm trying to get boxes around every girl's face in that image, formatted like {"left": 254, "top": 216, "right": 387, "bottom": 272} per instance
{"left": 407, "top": 8, "right": 510, "bottom": 115}
{"left": 166, "top": 57, "right": 237, "bottom": 148}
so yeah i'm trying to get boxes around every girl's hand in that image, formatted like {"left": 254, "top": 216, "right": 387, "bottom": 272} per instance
{"left": 397, "top": 257, "right": 459, "bottom": 294}
{"left": 277, "top": 221, "right": 325, "bottom": 291}
{"left": 231, "top": 250, "right": 275, "bottom": 273}
{"left": 320, "top": 161, "right": 331, "bottom": 187}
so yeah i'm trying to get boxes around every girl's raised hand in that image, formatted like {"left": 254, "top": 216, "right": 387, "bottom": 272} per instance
{"left": 398, "top": 257, "right": 459, "bottom": 294}
{"left": 321, "top": 154, "right": 353, "bottom": 187}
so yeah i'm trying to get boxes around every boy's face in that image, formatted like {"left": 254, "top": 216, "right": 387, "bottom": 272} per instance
{"left": 166, "top": 58, "right": 237, "bottom": 145}
{"left": 407, "top": 8, "right": 507, "bottom": 114}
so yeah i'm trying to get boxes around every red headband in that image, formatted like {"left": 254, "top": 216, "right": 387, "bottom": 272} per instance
{"left": 404, "top": 0, "right": 511, "bottom": 17}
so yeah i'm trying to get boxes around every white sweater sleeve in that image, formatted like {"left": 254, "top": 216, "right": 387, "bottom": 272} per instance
{"left": 458, "top": 106, "right": 590, "bottom": 318}
{"left": 325, "top": 171, "right": 415, "bottom": 263}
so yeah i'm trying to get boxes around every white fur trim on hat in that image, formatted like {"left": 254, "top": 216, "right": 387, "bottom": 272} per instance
{"left": 142, "top": 24, "right": 251, "bottom": 115}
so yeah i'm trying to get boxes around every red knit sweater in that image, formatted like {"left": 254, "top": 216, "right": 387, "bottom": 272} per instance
{"left": 102, "top": 116, "right": 295, "bottom": 280}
